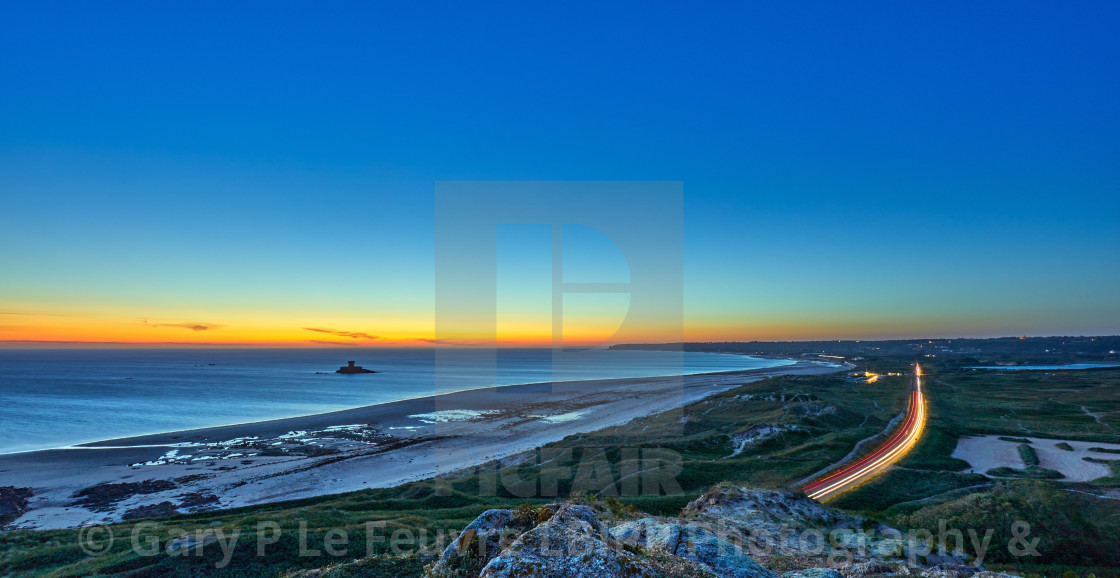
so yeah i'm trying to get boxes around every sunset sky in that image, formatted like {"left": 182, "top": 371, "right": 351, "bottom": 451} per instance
{"left": 2, "top": 2, "right": 1119, "bottom": 346}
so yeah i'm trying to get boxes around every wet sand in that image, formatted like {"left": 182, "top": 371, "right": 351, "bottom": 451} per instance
{"left": 0, "top": 359, "right": 839, "bottom": 531}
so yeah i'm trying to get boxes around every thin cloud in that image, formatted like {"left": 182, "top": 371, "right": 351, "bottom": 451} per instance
{"left": 307, "top": 340, "right": 363, "bottom": 346}
{"left": 0, "top": 311, "right": 68, "bottom": 316}
{"left": 303, "top": 328, "right": 379, "bottom": 340}
{"left": 0, "top": 340, "right": 241, "bottom": 347}
{"left": 0, "top": 325, "right": 40, "bottom": 332}
{"left": 414, "top": 338, "right": 482, "bottom": 346}
{"left": 144, "top": 319, "right": 225, "bottom": 332}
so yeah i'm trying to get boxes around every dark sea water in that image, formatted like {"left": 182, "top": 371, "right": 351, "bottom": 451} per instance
{"left": 0, "top": 348, "right": 791, "bottom": 454}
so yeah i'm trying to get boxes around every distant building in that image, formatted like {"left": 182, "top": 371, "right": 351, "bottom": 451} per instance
{"left": 337, "top": 361, "right": 376, "bottom": 374}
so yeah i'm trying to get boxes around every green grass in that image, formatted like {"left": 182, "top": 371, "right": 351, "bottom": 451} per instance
{"left": 883, "top": 483, "right": 993, "bottom": 516}
{"left": 829, "top": 469, "right": 988, "bottom": 512}
{"left": 1019, "top": 443, "right": 1040, "bottom": 466}
{"left": 894, "top": 481, "right": 1120, "bottom": 569}
{"left": 900, "top": 426, "right": 970, "bottom": 471}
{"left": 0, "top": 484, "right": 490, "bottom": 577}
{"left": 985, "top": 466, "right": 1065, "bottom": 480}
{"left": 918, "top": 364, "right": 1120, "bottom": 441}
{"left": 1087, "top": 459, "right": 1120, "bottom": 488}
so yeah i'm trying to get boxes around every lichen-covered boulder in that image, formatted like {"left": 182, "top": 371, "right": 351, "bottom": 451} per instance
{"left": 919, "top": 565, "right": 981, "bottom": 578}
{"left": 479, "top": 505, "right": 638, "bottom": 577}
{"left": 610, "top": 517, "right": 682, "bottom": 552}
{"left": 479, "top": 504, "right": 709, "bottom": 577}
{"left": 682, "top": 485, "right": 914, "bottom": 568}
{"left": 840, "top": 561, "right": 895, "bottom": 577}
{"left": 438, "top": 508, "right": 517, "bottom": 564}
{"left": 683, "top": 485, "right": 860, "bottom": 535}
{"left": 611, "top": 517, "right": 774, "bottom": 578}
{"left": 424, "top": 508, "right": 528, "bottom": 577}
{"left": 782, "top": 569, "right": 844, "bottom": 578}
{"left": 676, "top": 522, "right": 776, "bottom": 578}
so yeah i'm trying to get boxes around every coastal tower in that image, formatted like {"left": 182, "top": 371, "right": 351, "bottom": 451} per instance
{"left": 336, "top": 360, "right": 376, "bottom": 374}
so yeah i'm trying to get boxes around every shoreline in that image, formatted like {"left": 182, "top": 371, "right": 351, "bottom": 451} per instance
{"left": 76, "top": 357, "right": 799, "bottom": 452}
{"left": 0, "top": 358, "right": 843, "bottom": 531}
{"left": 76, "top": 361, "right": 801, "bottom": 450}
{"left": 0, "top": 352, "right": 794, "bottom": 457}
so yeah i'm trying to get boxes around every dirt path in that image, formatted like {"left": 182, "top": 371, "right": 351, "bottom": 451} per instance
{"left": 1081, "top": 405, "right": 1113, "bottom": 429}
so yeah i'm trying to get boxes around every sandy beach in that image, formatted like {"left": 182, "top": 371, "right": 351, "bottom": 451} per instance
{"left": 0, "top": 359, "right": 840, "bottom": 531}
{"left": 952, "top": 435, "right": 1120, "bottom": 482}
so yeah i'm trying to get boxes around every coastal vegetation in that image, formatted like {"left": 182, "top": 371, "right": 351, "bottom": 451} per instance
{"left": 2, "top": 358, "right": 1119, "bottom": 576}
{"left": 1018, "top": 443, "right": 1040, "bottom": 467}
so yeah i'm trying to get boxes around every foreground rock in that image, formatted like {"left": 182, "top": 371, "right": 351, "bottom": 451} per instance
{"left": 427, "top": 506, "right": 550, "bottom": 576}
{"left": 418, "top": 484, "right": 1019, "bottom": 578}
{"left": 0, "top": 487, "right": 33, "bottom": 527}
{"left": 783, "top": 570, "right": 843, "bottom": 578}
{"left": 427, "top": 503, "right": 710, "bottom": 577}
{"left": 611, "top": 518, "right": 774, "bottom": 577}
{"left": 678, "top": 485, "right": 909, "bottom": 569}
{"left": 70, "top": 480, "right": 177, "bottom": 511}
{"left": 436, "top": 508, "right": 517, "bottom": 565}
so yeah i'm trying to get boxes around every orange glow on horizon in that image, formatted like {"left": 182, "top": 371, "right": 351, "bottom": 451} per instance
{"left": 0, "top": 310, "right": 677, "bottom": 348}
{"left": 1, "top": 306, "right": 1070, "bottom": 348}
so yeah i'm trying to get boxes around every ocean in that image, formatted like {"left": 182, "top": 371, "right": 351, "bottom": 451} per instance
{"left": 0, "top": 348, "right": 791, "bottom": 454}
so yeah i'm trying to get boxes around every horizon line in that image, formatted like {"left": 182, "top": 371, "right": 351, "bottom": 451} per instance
{"left": 1, "top": 334, "right": 1116, "bottom": 349}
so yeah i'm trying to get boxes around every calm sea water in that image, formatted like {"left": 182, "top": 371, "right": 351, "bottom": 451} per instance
{"left": 0, "top": 348, "right": 790, "bottom": 454}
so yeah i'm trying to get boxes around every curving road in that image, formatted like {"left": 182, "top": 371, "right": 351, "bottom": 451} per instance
{"left": 802, "top": 364, "right": 927, "bottom": 501}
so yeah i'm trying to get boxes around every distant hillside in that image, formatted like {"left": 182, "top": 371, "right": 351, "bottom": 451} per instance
{"left": 609, "top": 336, "right": 1120, "bottom": 359}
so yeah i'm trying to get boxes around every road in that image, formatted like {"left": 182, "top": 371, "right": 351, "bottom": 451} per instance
{"left": 802, "top": 364, "right": 927, "bottom": 501}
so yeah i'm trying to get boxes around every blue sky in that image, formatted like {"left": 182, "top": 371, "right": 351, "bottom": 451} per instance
{"left": 1, "top": 1, "right": 1118, "bottom": 343}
